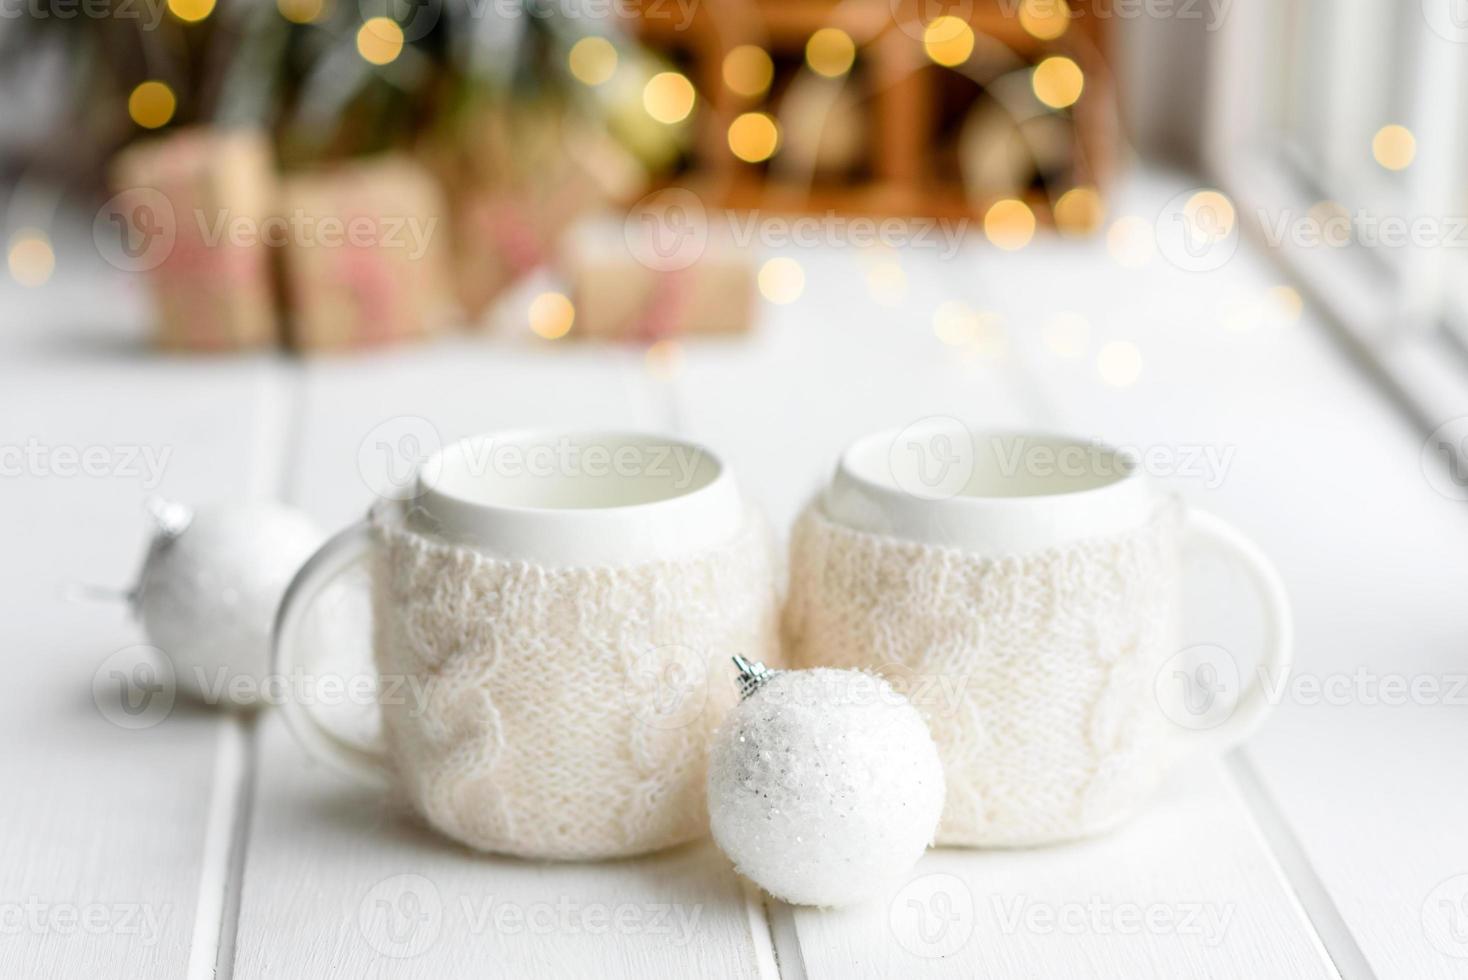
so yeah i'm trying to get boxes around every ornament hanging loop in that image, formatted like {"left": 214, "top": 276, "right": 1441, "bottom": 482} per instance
{"left": 732, "top": 654, "right": 776, "bottom": 700}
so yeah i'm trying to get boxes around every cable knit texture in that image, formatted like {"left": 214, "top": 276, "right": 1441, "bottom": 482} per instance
{"left": 784, "top": 500, "right": 1183, "bottom": 846}
{"left": 369, "top": 506, "right": 783, "bottom": 860}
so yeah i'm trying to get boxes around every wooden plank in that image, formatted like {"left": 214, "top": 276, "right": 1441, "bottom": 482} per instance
{"left": 231, "top": 338, "right": 777, "bottom": 978}
{"left": 0, "top": 327, "right": 279, "bottom": 977}
{"left": 672, "top": 237, "right": 1337, "bottom": 977}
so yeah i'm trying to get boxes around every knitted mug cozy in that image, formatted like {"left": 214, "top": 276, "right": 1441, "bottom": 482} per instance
{"left": 784, "top": 500, "right": 1184, "bottom": 846}
{"left": 368, "top": 505, "right": 783, "bottom": 860}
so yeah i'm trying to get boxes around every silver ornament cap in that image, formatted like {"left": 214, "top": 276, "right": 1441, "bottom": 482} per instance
{"left": 732, "top": 654, "right": 777, "bottom": 701}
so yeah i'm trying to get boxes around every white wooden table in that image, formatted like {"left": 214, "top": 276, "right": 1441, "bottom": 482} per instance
{"left": 4, "top": 169, "right": 1467, "bottom": 979}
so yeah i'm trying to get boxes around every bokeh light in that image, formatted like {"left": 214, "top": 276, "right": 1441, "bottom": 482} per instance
{"left": 277, "top": 0, "right": 324, "bottom": 22}
{"left": 1032, "top": 56, "right": 1084, "bottom": 109}
{"left": 528, "top": 292, "right": 575, "bottom": 340}
{"left": 357, "top": 18, "right": 404, "bottom": 66}
{"left": 983, "top": 198, "right": 1036, "bottom": 250}
{"left": 923, "top": 16, "right": 975, "bottom": 67}
{"left": 568, "top": 37, "right": 618, "bottom": 86}
{"left": 758, "top": 257, "right": 805, "bottom": 304}
{"left": 1019, "top": 0, "right": 1070, "bottom": 40}
{"left": 1183, "top": 189, "right": 1236, "bottom": 238}
{"left": 168, "top": 0, "right": 215, "bottom": 22}
{"left": 1053, "top": 186, "right": 1104, "bottom": 235}
{"left": 723, "top": 45, "right": 774, "bottom": 97}
{"left": 865, "top": 260, "right": 907, "bottom": 306}
{"left": 128, "top": 81, "right": 177, "bottom": 129}
{"left": 8, "top": 230, "right": 54, "bottom": 288}
{"left": 1106, "top": 216, "right": 1155, "bottom": 267}
{"left": 645, "top": 339, "right": 685, "bottom": 379}
{"left": 643, "top": 72, "right": 696, "bottom": 124}
{"left": 728, "top": 112, "right": 780, "bottom": 163}
{"left": 806, "top": 28, "right": 856, "bottom": 78}
{"left": 1372, "top": 124, "right": 1415, "bottom": 171}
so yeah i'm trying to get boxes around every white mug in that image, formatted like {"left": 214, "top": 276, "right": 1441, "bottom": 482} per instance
{"left": 274, "top": 429, "right": 779, "bottom": 859}
{"left": 789, "top": 422, "right": 1293, "bottom": 844}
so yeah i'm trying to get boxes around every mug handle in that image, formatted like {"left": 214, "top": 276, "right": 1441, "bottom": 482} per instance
{"left": 272, "top": 519, "right": 394, "bottom": 787}
{"left": 1178, "top": 509, "right": 1294, "bottom": 750}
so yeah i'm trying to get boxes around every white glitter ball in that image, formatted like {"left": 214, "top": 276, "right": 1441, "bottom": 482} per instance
{"left": 707, "top": 667, "right": 945, "bottom": 907}
{"left": 137, "top": 501, "right": 323, "bottom": 706}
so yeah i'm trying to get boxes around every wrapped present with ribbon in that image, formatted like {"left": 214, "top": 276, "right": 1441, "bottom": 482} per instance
{"left": 109, "top": 128, "right": 280, "bottom": 352}
{"left": 278, "top": 155, "right": 456, "bottom": 353}
{"left": 431, "top": 105, "right": 647, "bottom": 322}
{"left": 559, "top": 210, "right": 756, "bottom": 341}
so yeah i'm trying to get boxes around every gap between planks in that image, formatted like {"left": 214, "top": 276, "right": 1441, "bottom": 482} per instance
{"left": 186, "top": 360, "right": 305, "bottom": 980}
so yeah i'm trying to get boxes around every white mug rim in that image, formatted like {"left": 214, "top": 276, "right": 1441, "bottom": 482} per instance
{"left": 827, "top": 426, "right": 1156, "bottom": 554}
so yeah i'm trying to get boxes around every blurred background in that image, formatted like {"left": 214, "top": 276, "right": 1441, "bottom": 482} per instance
{"left": 0, "top": 0, "right": 1464, "bottom": 438}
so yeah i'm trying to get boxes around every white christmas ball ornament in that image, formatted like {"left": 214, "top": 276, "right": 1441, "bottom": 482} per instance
{"left": 707, "top": 660, "right": 945, "bottom": 907}
{"left": 134, "top": 499, "right": 324, "bottom": 706}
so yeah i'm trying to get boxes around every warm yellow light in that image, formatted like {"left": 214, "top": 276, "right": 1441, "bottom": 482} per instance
{"left": 645, "top": 339, "right": 685, "bottom": 379}
{"left": 923, "top": 16, "right": 975, "bottom": 67}
{"left": 1042, "top": 312, "right": 1089, "bottom": 357}
{"left": 128, "top": 81, "right": 176, "bottom": 129}
{"left": 1053, "top": 186, "right": 1104, "bottom": 235}
{"left": 1183, "top": 189, "right": 1236, "bottom": 238}
{"left": 1097, "top": 340, "right": 1143, "bottom": 387}
{"left": 277, "top": 0, "right": 324, "bottom": 22}
{"left": 1267, "top": 285, "right": 1304, "bottom": 324}
{"left": 984, "top": 198, "right": 1036, "bottom": 250}
{"left": 568, "top": 36, "right": 618, "bottom": 86}
{"left": 1106, "top": 216, "right": 1155, "bottom": 267}
{"left": 8, "top": 230, "right": 54, "bottom": 288}
{"left": 933, "top": 301, "right": 977, "bottom": 345}
{"left": 806, "top": 27, "right": 856, "bottom": 78}
{"left": 168, "top": 0, "right": 214, "bottom": 22}
{"left": 1032, "top": 56, "right": 1084, "bottom": 109}
{"left": 357, "top": 17, "right": 404, "bottom": 65}
{"left": 528, "top": 292, "right": 575, "bottom": 339}
{"left": 1019, "top": 0, "right": 1070, "bottom": 40}
{"left": 723, "top": 45, "right": 774, "bottom": 97}
{"left": 643, "top": 72, "right": 696, "bottom": 124}
{"left": 758, "top": 257, "right": 804, "bottom": 304}
{"left": 728, "top": 112, "right": 780, "bottom": 163}
{"left": 866, "top": 260, "right": 907, "bottom": 306}
{"left": 1372, "top": 124, "right": 1415, "bottom": 171}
